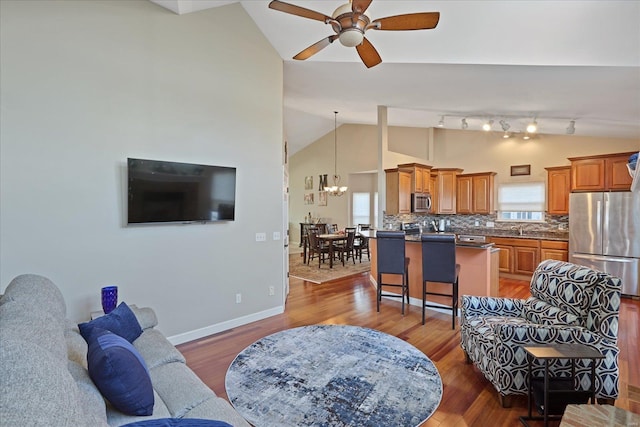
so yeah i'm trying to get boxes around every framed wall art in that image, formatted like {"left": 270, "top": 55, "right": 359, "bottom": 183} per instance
{"left": 318, "top": 191, "right": 327, "bottom": 206}
{"left": 304, "top": 193, "right": 314, "bottom": 205}
{"left": 510, "top": 164, "right": 531, "bottom": 176}
{"left": 304, "top": 176, "right": 313, "bottom": 190}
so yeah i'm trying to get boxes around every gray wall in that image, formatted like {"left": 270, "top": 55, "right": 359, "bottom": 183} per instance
{"left": 0, "top": 0, "right": 285, "bottom": 342}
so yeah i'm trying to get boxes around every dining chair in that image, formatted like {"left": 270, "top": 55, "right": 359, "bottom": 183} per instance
{"left": 355, "top": 224, "right": 371, "bottom": 262}
{"left": 307, "top": 229, "right": 330, "bottom": 268}
{"left": 376, "top": 231, "right": 410, "bottom": 314}
{"left": 335, "top": 228, "right": 357, "bottom": 264}
{"left": 328, "top": 224, "right": 338, "bottom": 234}
{"left": 421, "top": 233, "right": 460, "bottom": 329}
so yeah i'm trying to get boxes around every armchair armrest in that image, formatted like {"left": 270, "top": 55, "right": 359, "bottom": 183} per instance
{"left": 461, "top": 295, "right": 524, "bottom": 319}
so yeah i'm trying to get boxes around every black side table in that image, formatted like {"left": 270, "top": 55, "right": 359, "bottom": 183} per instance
{"left": 519, "top": 344, "right": 604, "bottom": 427}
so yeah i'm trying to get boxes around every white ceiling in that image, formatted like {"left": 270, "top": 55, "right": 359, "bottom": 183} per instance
{"left": 151, "top": 0, "right": 640, "bottom": 154}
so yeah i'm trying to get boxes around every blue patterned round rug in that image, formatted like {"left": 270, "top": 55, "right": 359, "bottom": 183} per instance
{"left": 225, "top": 325, "right": 442, "bottom": 427}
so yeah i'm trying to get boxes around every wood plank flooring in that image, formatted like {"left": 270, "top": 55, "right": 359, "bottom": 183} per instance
{"left": 178, "top": 274, "right": 640, "bottom": 426}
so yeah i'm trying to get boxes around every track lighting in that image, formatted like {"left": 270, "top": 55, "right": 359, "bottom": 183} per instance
{"left": 526, "top": 120, "right": 538, "bottom": 134}
{"left": 566, "top": 120, "right": 576, "bottom": 135}
{"left": 461, "top": 118, "right": 468, "bottom": 130}
{"left": 438, "top": 116, "right": 445, "bottom": 127}
{"left": 499, "top": 120, "right": 510, "bottom": 132}
{"left": 482, "top": 120, "right": 494, "bottom": 131}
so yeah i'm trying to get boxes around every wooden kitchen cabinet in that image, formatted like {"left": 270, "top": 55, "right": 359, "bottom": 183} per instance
{"left": 457, "top": 172, "right": 496, "bottom": 214}
{"left": 490, "top": 237, "right": 540, "bottom": 277}
{"left": 569, "top": 152, "right": 635, "bottom": 192}
{"left": 540, "top": 240, "right": 568, "bottom": 262}
{"left": 545, "top": 166, "right": 571, "bottom": 215}
{"left": 397, "top": 163, "right": 432, "bottom": 194}
{"left": 431, "top": 168, "right": 463, "bottom": 214}
{"left": 385, "top": 168, "right": 412, "bottom": 215}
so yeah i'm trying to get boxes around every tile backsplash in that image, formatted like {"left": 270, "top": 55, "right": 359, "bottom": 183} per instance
{"left": 383, "top": 213, "right": 569, "bottom": 233}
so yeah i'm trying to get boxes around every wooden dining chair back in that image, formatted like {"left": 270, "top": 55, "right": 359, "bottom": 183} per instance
{"left": 355, "top": 224, "right": 371, "bottom": 262}
{"left": 375, "top": 231, "right": 410, "bottom": 315}
{"left": 337, "top": 228, "right": 357, "bottom": 264}
{"left": 307, "top": 229, "right": 329, "bottom": 268}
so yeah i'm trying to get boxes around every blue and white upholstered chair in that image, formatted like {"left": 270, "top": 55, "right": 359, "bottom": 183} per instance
{"left": 460, "top": 260, "right": 621, "bottom": 407}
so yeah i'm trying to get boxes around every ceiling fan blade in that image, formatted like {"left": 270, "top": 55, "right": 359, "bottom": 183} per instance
{"left": 356, "top": 37, "right": 382, "bottom": 68}
{"left": 351, "top": 0, "right": 373, "bottom": 14}
{"left": 371, "top": 12, "right": 440, "bottom": 31}
{"left": 293, "top": 35, "right": 339, "bottom": 61}
{"left": 268, "top": 1, "right": 332, "bottom": 23}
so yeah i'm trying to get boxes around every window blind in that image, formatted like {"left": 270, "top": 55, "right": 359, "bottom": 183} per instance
{"left": 498, "top": 182, "right": 545, "bottom": 212}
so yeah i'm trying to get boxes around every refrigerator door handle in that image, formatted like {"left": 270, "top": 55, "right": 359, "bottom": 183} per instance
{"left": 572, "top": 253, "right": 635, "bottom": 264}
{"left": 596, "top": 199, "right": 602, "bottom": 233}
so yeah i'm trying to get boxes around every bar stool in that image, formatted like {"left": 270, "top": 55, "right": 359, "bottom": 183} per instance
{"left": 421, "top": 233, "right": 460, "bottom": 329}
{"left": 376, "top": 231, "right": 410, "bottom": 314}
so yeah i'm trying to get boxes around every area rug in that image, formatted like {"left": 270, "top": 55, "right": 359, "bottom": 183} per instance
{"left": 225, "top": 325, "right": 442, "bottom": 427}
{"left": 288, "top": 253, "right": 371, "bottom": 284}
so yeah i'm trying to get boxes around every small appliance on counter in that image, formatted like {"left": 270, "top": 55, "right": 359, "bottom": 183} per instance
{"left": 401, "top": 222, "right": 421, "bottom": 234}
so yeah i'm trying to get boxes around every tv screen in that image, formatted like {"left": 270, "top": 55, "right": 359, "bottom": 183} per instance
{"left": 127, "top": 158, "right": 236, "bottom": 224}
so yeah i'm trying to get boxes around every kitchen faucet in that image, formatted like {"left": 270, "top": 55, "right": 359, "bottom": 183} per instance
{"left": 511, "top": 225, "right": 524, "bottom": 236}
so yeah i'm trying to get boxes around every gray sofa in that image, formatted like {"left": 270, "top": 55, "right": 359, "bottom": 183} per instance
{"left": 0, "top": 274, "right": 250, "bottom": 427}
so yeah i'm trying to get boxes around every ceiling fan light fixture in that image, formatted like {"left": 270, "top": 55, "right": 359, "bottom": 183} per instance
{"left": 338, "top": 29, "right": 364, "bottom": 47}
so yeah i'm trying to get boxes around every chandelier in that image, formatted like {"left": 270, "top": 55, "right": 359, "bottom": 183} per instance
{"left": 324, "top": 111, "right": 348, "bottom": 196}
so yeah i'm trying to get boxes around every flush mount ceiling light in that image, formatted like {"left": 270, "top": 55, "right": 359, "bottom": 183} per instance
{"left": 438, "top": 116, "right": 445, "bottom": 127}
{"left": 482, "top": 120, "right": 494, "bottom": 131}
{"left": 324, "top": 111, "right": 348, "bottom": 196}
{"left": 566, "top": 120, "right": 576, "bottom": 135}
{"left": 461, "top": 118, "right": 468, "bottom": 130}
{"left": 526, "top": 120, "right": 538, "bottom": 134}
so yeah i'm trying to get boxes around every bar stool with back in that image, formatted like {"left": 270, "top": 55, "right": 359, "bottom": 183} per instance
{"left": 376, "top": 231, "right": 410, "bottom": 314}
{"left": 421, "top": 233, "right": 460, "bottom": 329}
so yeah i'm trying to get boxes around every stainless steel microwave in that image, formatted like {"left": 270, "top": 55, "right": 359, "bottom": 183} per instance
{"left": 411, "top": 193, "right": 432, "bottom": 213}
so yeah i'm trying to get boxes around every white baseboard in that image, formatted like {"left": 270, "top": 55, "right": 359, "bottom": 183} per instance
{"left": 167, "top": 305, "right": 285, "bottom": 346}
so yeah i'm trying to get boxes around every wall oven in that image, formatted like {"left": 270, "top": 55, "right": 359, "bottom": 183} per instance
{"left": 411, "top": 193, "right": 432, "bottom": 213}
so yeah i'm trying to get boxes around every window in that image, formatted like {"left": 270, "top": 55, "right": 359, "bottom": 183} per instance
{"left": 352, "top": 192, "right": 378, "bottom": 227}
{"left": 498, "top": 182, "right": 545, "bottom": 221}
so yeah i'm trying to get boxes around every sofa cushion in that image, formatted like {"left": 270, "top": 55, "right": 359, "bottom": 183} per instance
{"left": 121, "top": 419, "right": 232, "bottom": 427}
{"left": 67, "top": 360, "right": 110, "bottom": 425}
{"left": 79, "top": 301, "right": 143, "bottom": 343}
{"left": 87, "top": 328, "right": 154, "bottom": 416}
{"left": 0, "top": 338, "right": 94, "bottom": 426}
{"left": 529, "top": 260, "right": 601, "bottom": 318}
{"left": 134, "top": 328, "right": 186, "bottom": 369}
{"left": 523, "top": 297, "right": 580, "bottom": 326}
{"left": 1, "top": 274, "right": 67, "bottom": 320}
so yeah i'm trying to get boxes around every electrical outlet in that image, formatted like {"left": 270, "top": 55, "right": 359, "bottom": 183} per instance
{"left": 255, "top": 232, "right": 266, "bottom": 242}
{"left": 269, "top": 286, "right": 275, "bottom": 296}
{"left": 486, "top": 221, "right": 495, "bottom": 228}
{"left": 235, "top": 293, "right": 242, "bottom": 304}
{"left": 474, "top": 220, "right": 480, "bottom": 227}
{"left": 273, "top": 231, "right": 281, "bottom": 241}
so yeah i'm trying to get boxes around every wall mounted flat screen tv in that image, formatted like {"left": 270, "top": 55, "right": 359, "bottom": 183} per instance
{"left": 127, "top": 158, "right": 236, "bottom": 224}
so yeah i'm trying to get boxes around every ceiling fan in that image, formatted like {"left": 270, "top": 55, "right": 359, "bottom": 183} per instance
{"left": 268, "top": 0, "right": 440, "bottom": 68}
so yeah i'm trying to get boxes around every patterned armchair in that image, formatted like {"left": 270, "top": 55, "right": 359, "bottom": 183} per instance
{"left": 460, "top": 260, "right": 621, "bottom": 407}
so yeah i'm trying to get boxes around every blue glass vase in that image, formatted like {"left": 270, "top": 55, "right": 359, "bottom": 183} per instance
{"left": 101, "top": 286, "right": 118, "bottom": 314}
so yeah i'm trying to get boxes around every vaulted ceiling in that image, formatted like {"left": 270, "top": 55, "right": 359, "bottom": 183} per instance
{"left": 150, "top": 0, "right": 640, "bottom": 154}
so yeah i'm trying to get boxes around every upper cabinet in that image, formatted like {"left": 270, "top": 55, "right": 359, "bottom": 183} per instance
{"left": 545, "top": 166, "right": 571, "bottom": 215}
{"left": 397, "top": 163, "right": 432, "bottom": 193}
{"left": 569, "top": 152, "right": 635, "bottom": 192}
{"left": 385, "top": 168, "right": 412, "bottom": 215}
{"left": 431, "top": 168, "right": 463, "bottom": 214}
{"left": 457, "top": 172, "right": 496, "bottom": 214}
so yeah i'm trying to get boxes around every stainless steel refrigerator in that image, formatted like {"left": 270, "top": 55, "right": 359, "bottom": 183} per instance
{"left": 569, "top": 192, "right": 640, "bottom": 297}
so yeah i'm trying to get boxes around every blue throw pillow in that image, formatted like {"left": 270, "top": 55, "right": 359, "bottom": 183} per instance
{"left": 87, "top": 328, "right": 154, "bottom": 416}
{"left": 121, "top": 419, "right": 232, "bottom": 427}
{"left": 79, "top": 301, "right": 143, "bottom": 343}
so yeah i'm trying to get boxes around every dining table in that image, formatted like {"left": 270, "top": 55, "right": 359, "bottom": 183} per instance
{"left": 318, "top": 233, "right": 347, "bottom": 268}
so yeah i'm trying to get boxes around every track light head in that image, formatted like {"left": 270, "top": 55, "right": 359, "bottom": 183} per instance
{"left": 499, "top": 120, "right": 510, "bottom": 132}
{"left": 438, "top": 116, "right": 445, "bottom": 127}
{"left": 482, "top": 120, "right": 494, "bottom": 131}
{"left": 526, "top": 120, "right": 538, "bottom": 133}
{"left": 461, "top": 118, "right": 468, "bottom": 130}
{"left": 566, "top": 120, "right": 576, "bottom": 135}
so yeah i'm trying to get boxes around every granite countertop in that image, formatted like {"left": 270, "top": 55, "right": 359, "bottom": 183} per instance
{"left": 453, "top": 228, "right": 569, "bottom": 242}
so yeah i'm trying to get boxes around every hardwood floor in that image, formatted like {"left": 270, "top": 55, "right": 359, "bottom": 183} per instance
{"left": 178, "top": 274, "right": 640, "bottom": 426}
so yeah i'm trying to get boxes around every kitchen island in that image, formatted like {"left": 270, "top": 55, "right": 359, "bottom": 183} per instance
{"left": 363, "top": 231, "right": 500, "bottom": 309}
